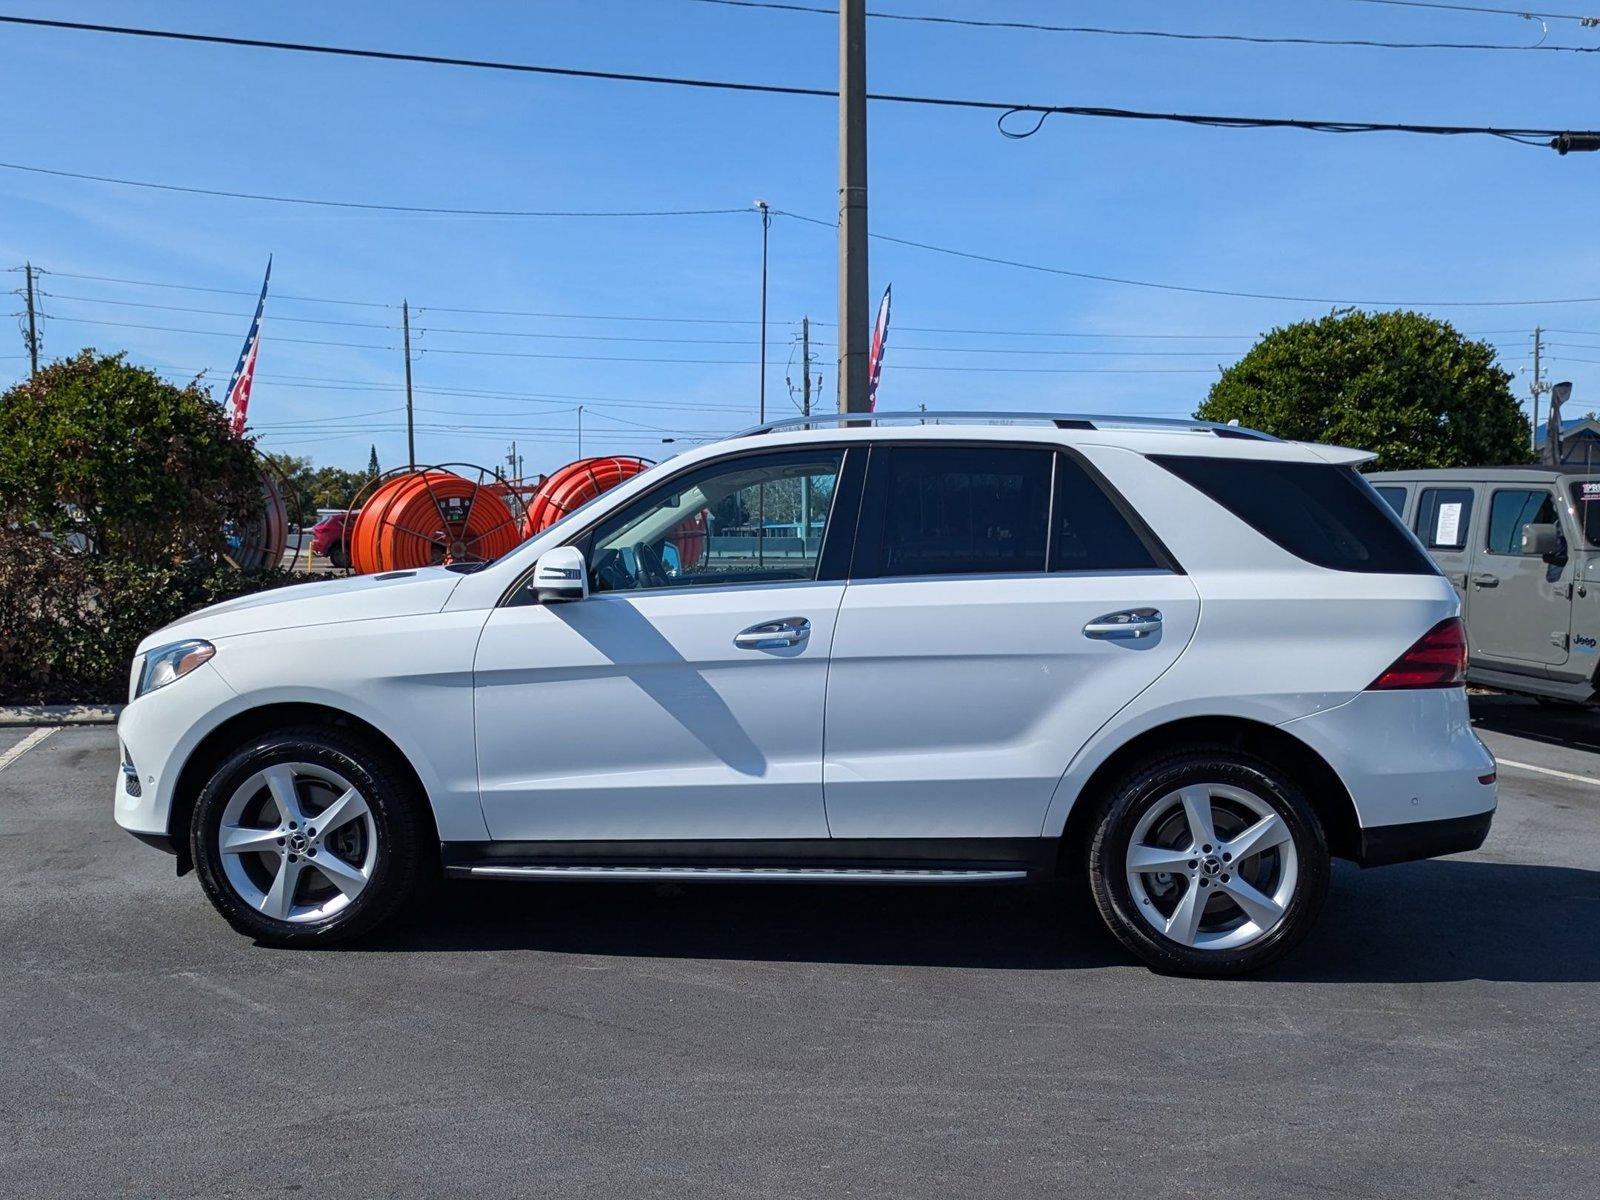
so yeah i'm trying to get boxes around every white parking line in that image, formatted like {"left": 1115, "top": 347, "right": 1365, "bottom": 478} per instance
{"left": 1496, "top": 757, "right": 1600, "bottom": 788}
{"left": 0, "top": 727, "right": 57, "bottom": 773}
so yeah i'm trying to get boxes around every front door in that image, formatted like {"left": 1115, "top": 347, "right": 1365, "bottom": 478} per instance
{"left": 1468, "top": 486, "right": 1572, "bottom": 668}
{"left": 474, "top": 446, "right": 856, "bottom": 841}
{"left": 822, "top": 443, "right": 1201, "bottom": 840}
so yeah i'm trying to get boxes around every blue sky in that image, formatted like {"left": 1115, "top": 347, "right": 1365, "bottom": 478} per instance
{"left": 3, "top": 0, "right": 1599, "bottom": 474}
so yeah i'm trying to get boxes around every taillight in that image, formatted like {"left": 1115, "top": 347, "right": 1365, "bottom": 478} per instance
{"left": 1368, "top": 617, "right": 1468, "bottom": 690}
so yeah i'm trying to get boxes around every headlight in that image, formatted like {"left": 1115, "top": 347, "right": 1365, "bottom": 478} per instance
{"left": 135, "top": 639, "right": 215, "bottom": 699}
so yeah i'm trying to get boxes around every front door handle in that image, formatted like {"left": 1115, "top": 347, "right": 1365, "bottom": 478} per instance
{"left": 734, "top": 617, "right": 811, "bottom": 650}
{"left": 1084, "top": 608, "right": 1163, "bottom": 640}
{"left": 1472, "top": 573, "right": 1500, "bottom": 589}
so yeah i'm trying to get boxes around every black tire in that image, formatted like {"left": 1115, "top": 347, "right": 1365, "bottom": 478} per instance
{"left": 190, "top": 725, "right": 427, "bottom": 946}
{"left": 1085, "top": 747, "right": 1329, "bottom": 977}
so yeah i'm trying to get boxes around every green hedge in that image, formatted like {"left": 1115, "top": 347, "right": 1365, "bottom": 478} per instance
{"left": 0, "top": 530, "right": 307, "bottom": 705}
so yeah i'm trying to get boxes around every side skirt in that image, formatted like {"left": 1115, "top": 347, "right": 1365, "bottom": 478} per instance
{"left": 441, "top": 838, "right": 1057, "bottom": 884}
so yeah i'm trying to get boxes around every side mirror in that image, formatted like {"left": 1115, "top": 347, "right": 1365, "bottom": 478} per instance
{"left": 1522, "top": 523, "right": 1565, "bottom": 564}
{"left": 533, "top": 545, "right": 589, "bottom": 603}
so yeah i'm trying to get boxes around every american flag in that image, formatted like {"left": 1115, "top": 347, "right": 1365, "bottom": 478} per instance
{"left": 224, "top": 256, "right": 271, "bottom": 437}
{"left": 867, "top": 283, "right": 891, "bottom": 412}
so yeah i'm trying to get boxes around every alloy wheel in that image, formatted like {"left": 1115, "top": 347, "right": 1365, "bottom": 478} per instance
{"left": 217, "top": 761, "right": 378, "bottom": 923}
{"left": 1124, "top": 782, "right": 1299, "bottom": 952}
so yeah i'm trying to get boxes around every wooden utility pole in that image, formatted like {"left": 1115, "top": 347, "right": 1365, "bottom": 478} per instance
{"left": 837, "top": 0, "right": 870, "bottom": 414}
{"left": 24, "top": 261, "right": 39, "bottom": 378}
{"left": 402, "top": 300, "right": 416, "bottom": 469}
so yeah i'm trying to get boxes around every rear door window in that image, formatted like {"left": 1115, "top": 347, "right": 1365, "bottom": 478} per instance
{"left": 863, "top": 445, "right": 1052, "bottom": 577}
{"left": 1151, "top": 455, "right": 1436, "bottom": 575}
{"left": 1414, "top": 487, "right": 1474, "bottom": 552}
{"left": 1050, "top": 454, "right": 1164, "bottom": 573}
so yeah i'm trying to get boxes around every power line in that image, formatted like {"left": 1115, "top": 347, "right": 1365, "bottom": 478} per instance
{"left": 775, "top": 210, "right": 1600, "bottom": 307}
{"left": 26, "top": 264, "right": 1571, "bottom": 339}
{"left": 687, "top": 0, "right": 1600, "bottom": 52}
{"left": 1332, "top": 0, "right": 1600, "bottom": 25}
{"left": 0, "top": 160, "right": 752, "bottom": 219}
{"left": 40, "top": 268, "right": 391, "bottom": 308}
{"left": 0, "top": 14, "right": 1593, "bottom": 148}
{"left": 43, "top": 291, "right": 397, "bottom": 329}
{"left": 35, "top": 313, "right": 1219, "bottom": 368}
{"left": 38, "top": 266, "right": 763, "bottom": 322}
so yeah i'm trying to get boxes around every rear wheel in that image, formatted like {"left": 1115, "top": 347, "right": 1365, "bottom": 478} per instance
{"left": 191, "top": 727, "right": 425, "bottom": 946}
{"left": 1087, "top": 748, "right": 1329, "bottom": 976}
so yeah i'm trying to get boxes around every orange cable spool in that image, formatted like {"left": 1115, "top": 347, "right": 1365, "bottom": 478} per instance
{"left": 522, "top": 456, "right": 651, "bottom": 538}
{"left": 348, "top": 468, "right": 523, "bottom": 574}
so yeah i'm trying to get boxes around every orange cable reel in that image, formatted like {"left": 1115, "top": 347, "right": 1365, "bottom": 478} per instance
{"left": 521, "top": 456, "right": 652, "bottom": 538}
{"left": 348, "top": 466, "right": 523, "bottom": 574}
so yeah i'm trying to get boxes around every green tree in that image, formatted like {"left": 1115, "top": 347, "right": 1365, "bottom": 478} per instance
{"left": 310, "top": 466, "right": 369, "bottom": 510}
{"left": 263, "top": 452, "right": 316, "bottom": 524}
{"left": 1196, "top": 310, "right": 1531, "bottom": 471}
{"left": 0, "top": 350, "right": 262, "bottom": 563}
{"left": 367, "top": 444, "right": 380, "bottom": 479}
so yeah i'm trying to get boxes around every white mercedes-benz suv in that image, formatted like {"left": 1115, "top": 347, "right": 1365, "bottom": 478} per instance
{"left": 115, "top": 413, "right": 1496, "bottom": 975}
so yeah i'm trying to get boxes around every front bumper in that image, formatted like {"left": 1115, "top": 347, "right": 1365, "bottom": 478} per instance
{"left": 114, "top": 660, "right": 237, "bottom": 843}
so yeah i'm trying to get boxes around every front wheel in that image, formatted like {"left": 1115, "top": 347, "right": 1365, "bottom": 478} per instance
{"left": 1086, "top": 749, "right": 1329, "bottom": 976}
{"left": 191, "top": 726, "right": 426, "bottom": 946}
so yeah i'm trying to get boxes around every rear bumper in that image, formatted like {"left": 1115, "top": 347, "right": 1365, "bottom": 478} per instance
{"left": 1354, "top": 808, "right": 1494, "bottom": 867}
{"left": 1278, "top": 687, "right": 1496, "bottom": 832}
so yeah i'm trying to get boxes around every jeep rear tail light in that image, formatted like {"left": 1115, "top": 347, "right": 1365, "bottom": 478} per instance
{"left": 1368, "top": 617, "right": 1468, "bottom": 690}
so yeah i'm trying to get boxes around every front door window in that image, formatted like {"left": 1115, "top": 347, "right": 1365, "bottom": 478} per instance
{"left": 588, "top": 449, "right": 843, "bottom": 593}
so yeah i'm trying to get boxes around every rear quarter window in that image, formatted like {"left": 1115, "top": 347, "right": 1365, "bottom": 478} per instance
{"left": 1151, "top": 455, "right": 1438, "bottom": 575}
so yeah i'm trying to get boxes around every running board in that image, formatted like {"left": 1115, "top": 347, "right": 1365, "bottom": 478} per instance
{"left": 1467, "top": 665, "right": 1596, "bottom": 703}
{"left": 448, "top": 864, "right": 1028, "bottom": 884}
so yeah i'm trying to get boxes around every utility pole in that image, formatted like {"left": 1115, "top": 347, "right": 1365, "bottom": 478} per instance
{"left": 837, "top": 0, "right": 870, "bottom": 414}
{"left": 800, "top": 315, "right": 813, "bottom": 543}
{"left": 23, "top": 261, "right": 40, "bottom": 378}
{"left": 402, "top": 300, "right": 416, "bottom": 468}
{"left": 801, "top": 316, "right": 813, "bottom": 421}
{"left": 756, "top": 199, "right": 770, "bottom": 424}
{"left": 577, "top": 405, "right": 584, "bottom": 459}
{"left": 1531, "top": 326, "right": 1549, "bottom": 452}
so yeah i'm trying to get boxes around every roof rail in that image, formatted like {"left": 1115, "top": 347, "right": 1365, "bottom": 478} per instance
{"left": 733, "top": 410, "right": 1278, "bottom": 441}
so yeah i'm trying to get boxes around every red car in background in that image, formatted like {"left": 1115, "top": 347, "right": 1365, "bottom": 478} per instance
{"left": 310, "top": 512, "right": 353, "bottom": 568}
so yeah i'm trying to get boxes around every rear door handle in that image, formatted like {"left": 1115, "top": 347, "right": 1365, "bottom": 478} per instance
{"left": 734, "top": 617, "right": 811, "bottom": 650}
{"left": 1084, "top": 608, "right": 1163, "bottom": 640}
{"left": 1472, "top": 573, "right": 1500, "bottom": 589}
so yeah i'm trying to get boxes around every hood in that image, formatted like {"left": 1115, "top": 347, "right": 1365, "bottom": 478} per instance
{"left": 136, "top": 567, "right": 465, "bottom": 653}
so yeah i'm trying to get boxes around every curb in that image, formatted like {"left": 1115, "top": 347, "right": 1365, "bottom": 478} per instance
{"left": 0, "top": 705, "right": 123, "bottom": 727}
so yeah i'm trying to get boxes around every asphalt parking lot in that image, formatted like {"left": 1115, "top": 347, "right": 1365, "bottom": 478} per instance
{"left": 2, "top": 696, "right": 1597, "bottom": 1198}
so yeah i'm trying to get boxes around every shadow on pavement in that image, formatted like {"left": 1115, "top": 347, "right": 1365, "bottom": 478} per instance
{"left": 1470, "top": 692, "right": 1600, "bottom": 754}
{"left": 361, "top": 859, "right": 1600, "bottom": 984}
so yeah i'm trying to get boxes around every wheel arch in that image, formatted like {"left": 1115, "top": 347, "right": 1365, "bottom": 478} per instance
{"left": 166, "top": 701, "right": 440, "bottom": 875}
{"left": 1055, "top": 715, "right": 1361, "bottom": 875}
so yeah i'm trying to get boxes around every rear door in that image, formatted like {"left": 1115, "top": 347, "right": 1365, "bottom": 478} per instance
{"left": 1468, "top": 486, "right": 1571, "bottom": 668}
{"left": 821, "top": 443, "right": 1200, "bottom": 840}
{"left": 1413, "top": 484, "right": 1479, "bottom": 613}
